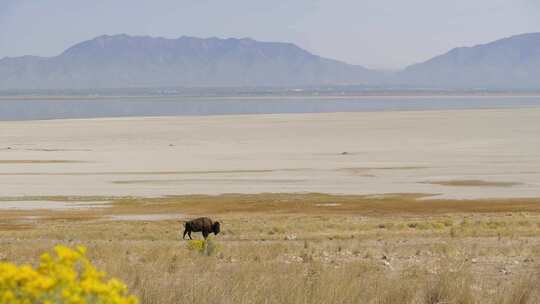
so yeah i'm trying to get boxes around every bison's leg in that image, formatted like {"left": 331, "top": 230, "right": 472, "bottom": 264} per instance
{"left": 188, "top": 231, "right": 193, "bottom": 240}
{"left": 202, "top": 230, "right": 209, "bottom": 239}
{"left": 182, "top": 228, "right": 188, "bottom": 240}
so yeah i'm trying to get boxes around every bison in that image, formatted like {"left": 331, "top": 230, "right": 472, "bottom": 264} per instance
{"left": 182, "top": 217, "right": 221, "bottom": 240}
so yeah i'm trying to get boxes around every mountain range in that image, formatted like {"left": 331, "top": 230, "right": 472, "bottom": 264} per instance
{"left": 397, "top": 33, "right": 540, "bottom": 89}
{"left": 1, "top": 33, "right": 540, "bottom": 90}
{"left": 0, "top": 35, "right": 380, "bottom": 90}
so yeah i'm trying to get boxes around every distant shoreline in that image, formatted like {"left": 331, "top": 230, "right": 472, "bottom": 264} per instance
{"left": 2, "top": 92, "right": 540, "bottom": 101}
{"left": 2, "top": 95, "right": 540, "bottom": 121}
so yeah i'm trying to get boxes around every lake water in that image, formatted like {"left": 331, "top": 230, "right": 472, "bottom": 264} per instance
{"left": 1, "top": 96, "right": 540, "bottom": 121}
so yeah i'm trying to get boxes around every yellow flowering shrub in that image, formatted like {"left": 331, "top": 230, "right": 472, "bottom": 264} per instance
{"left": 0, "top": 245, "right": 138, "bottom": 304}
{"left": 186, "top": 239, "right": 219, "bottom": 256}
{"left": 186, "top": 240, "right": 206, "bottom": 252}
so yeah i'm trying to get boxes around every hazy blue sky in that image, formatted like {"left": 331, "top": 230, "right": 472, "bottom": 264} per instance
{"left": 1, "top": 0, "right": 540, "bottom": 69}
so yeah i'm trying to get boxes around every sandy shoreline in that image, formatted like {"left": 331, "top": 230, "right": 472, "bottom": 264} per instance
{"left": 0, "top": 108, "right": 539, "bottom": 199}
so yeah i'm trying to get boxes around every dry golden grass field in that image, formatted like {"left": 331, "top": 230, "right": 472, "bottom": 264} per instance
{"left": 2, "top": 193, "right": 540, "bottom": 303}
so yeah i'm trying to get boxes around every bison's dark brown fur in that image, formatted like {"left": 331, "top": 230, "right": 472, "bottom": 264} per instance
{"left": 183, "top": 217, "right": 221, "bottom": 240}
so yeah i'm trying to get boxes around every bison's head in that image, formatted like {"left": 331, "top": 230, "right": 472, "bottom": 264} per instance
{"left": 212, "top": 221, "right": 221, "bottom": 235}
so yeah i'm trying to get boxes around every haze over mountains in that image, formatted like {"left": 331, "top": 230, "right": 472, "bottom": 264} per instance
{"left": 1, "top": 33, "right": 540, "bottom": 90}
{"left": 399, "top": 33, "right": 540, "bottom": 89}
{"left": 0, "top": 35, "right": 379, "bottom": 90}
